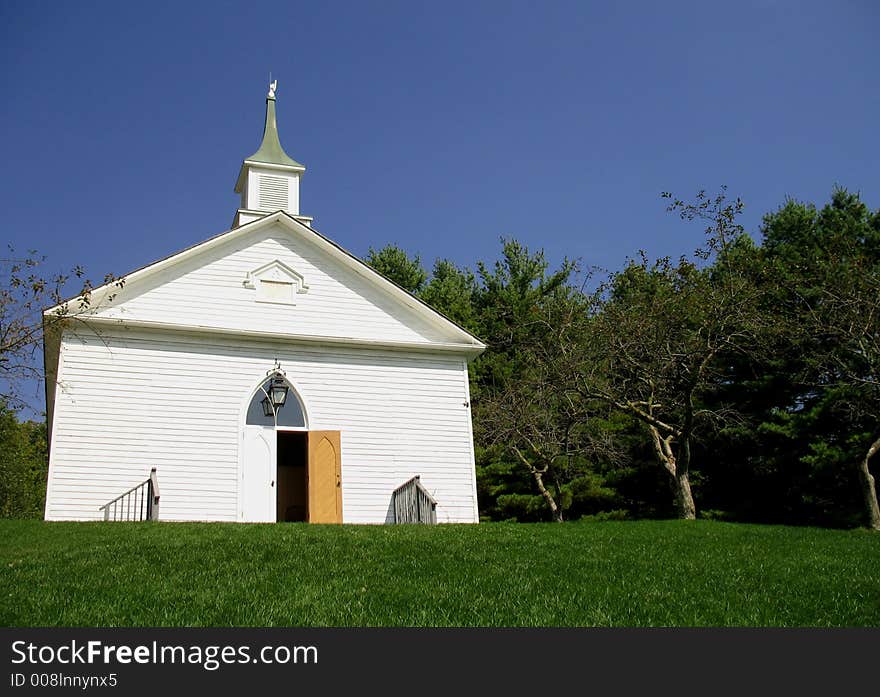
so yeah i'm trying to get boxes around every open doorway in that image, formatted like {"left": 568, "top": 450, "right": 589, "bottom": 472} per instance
{"left": 277, "top": 432, "right": 307, "bottom": 522}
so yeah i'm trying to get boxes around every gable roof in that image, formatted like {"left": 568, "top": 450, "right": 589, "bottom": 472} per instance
{"left": 44, "top": 211, "right": 486, "bottom": 352}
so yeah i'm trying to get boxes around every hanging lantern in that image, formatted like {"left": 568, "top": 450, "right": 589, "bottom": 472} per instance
{"left": 269, "top": 375, "right": 289, "bottom": 409}
{"left": 260, "top": 396, "right": 274, "bottom": 417}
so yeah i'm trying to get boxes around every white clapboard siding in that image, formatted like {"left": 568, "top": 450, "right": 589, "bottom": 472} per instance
{"left": 86, "top": 221, "right": 454, "bottom": 345}
{"left": 45, "top": 327, "right": 479, "bottom": 523}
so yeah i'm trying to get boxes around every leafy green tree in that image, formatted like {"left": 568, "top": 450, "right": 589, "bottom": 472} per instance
{"left": 576, "top": 190, "right": 767, "bottom": 519}
{"left": 419, "top": 259, "right": 480, "bottom": 334}
{"left": 472, "top": 238, "right": 575, "bottom": 389}
{"left": 366, "top": 189, "right": 880, "bottom": 529}
{"left": 1, "top": 247, "right": 123, "bottom": 408}
{"left": 0, "top": 401, "right": 47, "bottom": 518}
{"left": 761, "top": 188, "right": 880, "bottom": 529}
{"left": 365, "top": 244, "right": 428, "bottom": 293}
{"left": 0, "top": 248, "right": 122, "bottom": 517}
{"left": 470, "top": 240, "right": 588, "bottom": 520}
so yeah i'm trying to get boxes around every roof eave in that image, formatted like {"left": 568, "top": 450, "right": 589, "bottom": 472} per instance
{"left": 75, "top": 316, "right": 486, "bottom": 357}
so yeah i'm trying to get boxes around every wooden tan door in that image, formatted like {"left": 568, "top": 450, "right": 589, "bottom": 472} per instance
{"left": 307, "top": 431, "right": 342, "bottom": 523}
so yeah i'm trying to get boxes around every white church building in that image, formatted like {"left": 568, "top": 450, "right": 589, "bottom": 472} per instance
{"left": 42, "top": 83, "right": 485, "bottom": 524}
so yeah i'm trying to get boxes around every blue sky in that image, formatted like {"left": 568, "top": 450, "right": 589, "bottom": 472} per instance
{"left": 1, "top": 1, "right": 878, "bottom": 408}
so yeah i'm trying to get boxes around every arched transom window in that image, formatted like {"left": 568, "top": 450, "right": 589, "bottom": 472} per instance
{"left": 245, "top": 378, "right": 306, "bottom": 427}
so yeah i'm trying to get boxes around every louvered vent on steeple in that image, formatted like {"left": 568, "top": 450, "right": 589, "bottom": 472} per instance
{"left": 259, "top": 175, "right": 289, "bottom": 210}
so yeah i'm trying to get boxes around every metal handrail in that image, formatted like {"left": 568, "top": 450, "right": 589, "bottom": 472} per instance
{"left": 392, "top": 475, "right": 437, "bottom": 524}
{"left": 98, "top": 467, "right": 160, "bottom": 521}
{"left": 149, "top": 467, "right": 160, "bottom": 517}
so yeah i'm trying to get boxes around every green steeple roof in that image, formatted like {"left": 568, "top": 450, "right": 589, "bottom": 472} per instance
{"left": 245, "top": 93, "right": 304, "bottom": 169}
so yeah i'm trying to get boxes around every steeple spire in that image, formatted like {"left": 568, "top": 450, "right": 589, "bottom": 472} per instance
{"left": 233, "top": 80, "right": 311, "bottom": 228}
{"left": 245, "top": 81, "right": 303, "bottom": 169}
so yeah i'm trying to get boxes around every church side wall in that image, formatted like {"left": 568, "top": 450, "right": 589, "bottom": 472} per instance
{"left": 44, "top": 327, "right": 479, "bottom": 524}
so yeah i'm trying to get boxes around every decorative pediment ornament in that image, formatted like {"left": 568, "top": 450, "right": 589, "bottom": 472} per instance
{"left": 244, "top": 259, "right": 309, "bottom": 305}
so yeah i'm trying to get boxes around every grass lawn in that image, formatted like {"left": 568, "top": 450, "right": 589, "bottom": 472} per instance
{"left": 1, "top": 519, "right": 878, "bottom": 627}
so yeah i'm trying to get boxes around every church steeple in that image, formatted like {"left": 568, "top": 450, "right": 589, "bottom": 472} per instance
{"left": 233, "top": 81, "right": 312, "bottom": 228}
{"left": 245, "top": 80, "right": 303, "bottom": 168}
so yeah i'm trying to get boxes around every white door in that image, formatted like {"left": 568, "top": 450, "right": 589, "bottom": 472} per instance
{"left": 241, "top": 426, "right": 275, "bottom": 522}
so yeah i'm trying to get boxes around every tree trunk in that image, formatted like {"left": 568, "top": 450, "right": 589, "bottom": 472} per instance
{"left": 532, "top": 469, "right": 564, "bottom": 523}
{"left": 676, "top": 433, "right": 696, "bottom": 520}
{"left": 510, "top": 446, "right": 564, "bottom": 522}
{"left": 649, "top": 425, "right": 697, "bottom": 520}
{"left": 674, "top": 470, "right": 696, "bottom": 520}
{"left": 858, "top": 435, "right": 880, "bottom": 531}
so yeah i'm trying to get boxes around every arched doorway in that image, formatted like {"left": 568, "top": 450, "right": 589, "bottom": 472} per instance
{"left": 239, "top": 372, "right": 343, "bottom": 523}
{"left": 241, "top": 375, "right": 307, "bottom": 522}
